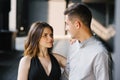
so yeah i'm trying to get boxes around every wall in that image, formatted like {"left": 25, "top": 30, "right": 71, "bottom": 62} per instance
{"left": 28, "top": 0, "right": 66, "bottom": 37}
{"left": 112, "top": 0, "right": 120, "bottom": 80}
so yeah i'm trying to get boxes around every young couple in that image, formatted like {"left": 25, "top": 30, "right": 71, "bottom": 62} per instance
{"left": 17, "top": 3, "right": 110, "bottom": 80}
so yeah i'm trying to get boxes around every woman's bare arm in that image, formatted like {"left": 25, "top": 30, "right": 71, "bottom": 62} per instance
{"left": 17, "top": 56, "right": 31, "bottom": 80}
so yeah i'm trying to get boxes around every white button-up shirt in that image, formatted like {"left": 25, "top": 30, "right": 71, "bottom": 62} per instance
{"left": 67, "top": 36, "right": 109, "bottom": 80}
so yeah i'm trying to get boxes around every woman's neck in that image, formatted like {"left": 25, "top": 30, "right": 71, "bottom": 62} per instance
{"left": 39, "top": 48, "right": 48, "bottom": 57}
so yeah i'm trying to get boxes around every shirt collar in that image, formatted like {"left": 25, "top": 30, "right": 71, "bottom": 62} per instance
{"left": 78, "top": 36, "right": 95, "bottom": 48}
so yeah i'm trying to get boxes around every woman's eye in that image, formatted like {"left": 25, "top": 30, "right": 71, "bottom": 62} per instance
{"left": 42, "top": 33, "right": 53, "bottom": 38}
{"left": 42, "top": 34, "right": 47, "bottom": 37}
{"left": 44, "top": 34, "right": 47, "bottom": 37}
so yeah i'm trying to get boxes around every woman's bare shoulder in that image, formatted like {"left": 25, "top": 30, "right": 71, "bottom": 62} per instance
{"left": 19, "top": 55, "right": 32, "bottom": 66}
{"left": 53, "top": 53, "right": 66, "bottom": 58}
{"left": 52, "top": 53, "right": 66, "bottom": 62}
{"left": 17, "top": 55, "right": 32, "bottom": 80}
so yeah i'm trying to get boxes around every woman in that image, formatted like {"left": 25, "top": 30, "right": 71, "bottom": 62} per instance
{"left": 17, "top": 21, "right": 66, "bottom": 80}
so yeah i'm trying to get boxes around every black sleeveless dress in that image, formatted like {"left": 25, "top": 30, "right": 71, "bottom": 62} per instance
{"left": 28, "top": 53, "right": 61, "bottom": 80}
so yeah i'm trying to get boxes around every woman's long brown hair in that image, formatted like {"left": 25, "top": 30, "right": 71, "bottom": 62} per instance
{"left": 24, "top": 21, "right": 53, "bottom": 57}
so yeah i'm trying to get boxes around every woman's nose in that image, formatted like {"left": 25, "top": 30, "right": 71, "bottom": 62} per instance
{"left": 48, "top": 35, "right": 53, "bottom": 40}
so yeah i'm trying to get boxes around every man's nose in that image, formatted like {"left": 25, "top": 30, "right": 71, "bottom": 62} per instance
{"left": 65, "top": 26, "right": 69, "bottom": 31}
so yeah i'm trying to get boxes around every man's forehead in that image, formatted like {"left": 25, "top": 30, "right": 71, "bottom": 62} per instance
{"left": 65, "top": 15, "right": 70, "bottom": 22}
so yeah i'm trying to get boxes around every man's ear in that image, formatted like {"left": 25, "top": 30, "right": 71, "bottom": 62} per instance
{"left": 74, "top": 20, "right": 81, "bottom": 29}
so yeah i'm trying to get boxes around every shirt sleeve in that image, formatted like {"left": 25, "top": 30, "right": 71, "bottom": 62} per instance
{"left": 93, "top": 50, "right": 109, "bottom": 80}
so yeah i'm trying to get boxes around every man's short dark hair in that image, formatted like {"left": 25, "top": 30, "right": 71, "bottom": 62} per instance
{"left": 64, "top": 3, "right": 92, "bottom": 27}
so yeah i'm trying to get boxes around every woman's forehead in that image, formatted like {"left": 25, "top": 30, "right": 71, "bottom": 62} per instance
{"left": 42, "top": 27, "right": 52, "bottom": 34}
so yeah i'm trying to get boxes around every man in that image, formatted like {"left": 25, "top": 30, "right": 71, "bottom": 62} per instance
{"left": 63, "top": 3, "right": 110, "bottom": 80}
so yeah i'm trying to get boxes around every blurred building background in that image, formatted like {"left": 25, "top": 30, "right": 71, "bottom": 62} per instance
{"left": 0, "top": 0, "right": 120, "bottom": 80}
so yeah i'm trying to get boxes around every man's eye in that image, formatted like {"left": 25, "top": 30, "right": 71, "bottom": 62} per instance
{"left": 65, "top": 22, "right": 68, "bottom": 26}
{"left": 50, "top": 34, "right": 53, "bottom": 38}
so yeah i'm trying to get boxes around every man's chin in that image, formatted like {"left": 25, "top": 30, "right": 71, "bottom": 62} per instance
{"left": 71, "top": 36, "right": 75, "bottom": 39}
